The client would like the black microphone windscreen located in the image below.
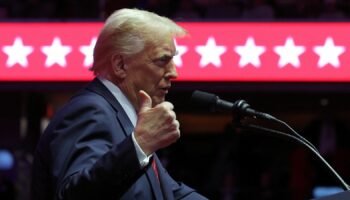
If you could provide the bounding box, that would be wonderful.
[190,90,217,111]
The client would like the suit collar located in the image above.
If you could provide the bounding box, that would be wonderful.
[85,78,134,136]
[97,77,137,127]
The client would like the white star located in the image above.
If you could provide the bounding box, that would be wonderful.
[79,37,97,67]
[41,37,72,67]
[313,37,345,68]
[195,37,226,68]
[234,37,266,68]
[2,37,33,68]
[173,39,188,67]
[274,37,305,68]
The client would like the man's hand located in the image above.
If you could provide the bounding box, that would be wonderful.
[134,90,180,155]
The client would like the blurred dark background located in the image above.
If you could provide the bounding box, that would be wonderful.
[0,0,349,21]
[1,0,350,200]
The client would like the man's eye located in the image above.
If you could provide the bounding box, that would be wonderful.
[160,57,169,62]
[154,57,171,66]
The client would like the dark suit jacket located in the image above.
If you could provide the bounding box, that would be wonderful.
[31,78,207,200]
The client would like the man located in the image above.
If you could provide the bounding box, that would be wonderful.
[31,8,207,200]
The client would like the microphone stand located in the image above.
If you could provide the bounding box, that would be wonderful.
[234,116,350,191]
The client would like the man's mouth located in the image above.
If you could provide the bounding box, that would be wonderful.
[160,86,171,94]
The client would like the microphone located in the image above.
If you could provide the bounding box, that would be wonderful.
[190,90,350,192]
[190,90,275,120]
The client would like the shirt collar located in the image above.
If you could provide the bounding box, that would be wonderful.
[97,76,137,127]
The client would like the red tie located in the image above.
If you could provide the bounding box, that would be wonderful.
[152,159,159,181]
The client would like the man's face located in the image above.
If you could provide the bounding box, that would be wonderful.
[122,35,178,109]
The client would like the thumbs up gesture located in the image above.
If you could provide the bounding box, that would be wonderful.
[134,90,180,155]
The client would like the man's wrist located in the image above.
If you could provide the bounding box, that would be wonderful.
[131,132,152,167]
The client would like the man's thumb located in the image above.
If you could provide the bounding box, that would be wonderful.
[138,90,152,112]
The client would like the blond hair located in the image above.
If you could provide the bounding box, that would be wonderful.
[91,8,187,75]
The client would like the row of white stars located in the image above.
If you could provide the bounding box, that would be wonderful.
[176,36,346,68]
[2,37,96,68]
[1,36,346,69]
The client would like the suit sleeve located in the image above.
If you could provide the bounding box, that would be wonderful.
[48,99,144,200]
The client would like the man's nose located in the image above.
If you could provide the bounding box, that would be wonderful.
[165,61,178,79]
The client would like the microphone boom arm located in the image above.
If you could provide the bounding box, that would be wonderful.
[237,121,350,191]
[190,90,350,191]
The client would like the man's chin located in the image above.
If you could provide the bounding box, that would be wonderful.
[152,96,166,106]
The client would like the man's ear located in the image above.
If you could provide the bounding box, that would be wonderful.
[110,54,127,79]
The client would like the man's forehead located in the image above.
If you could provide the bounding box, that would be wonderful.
[150,43,176,56]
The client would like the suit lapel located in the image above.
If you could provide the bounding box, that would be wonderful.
[155,155,174,200]
[85,78,134,136]
[146,158,164,200]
